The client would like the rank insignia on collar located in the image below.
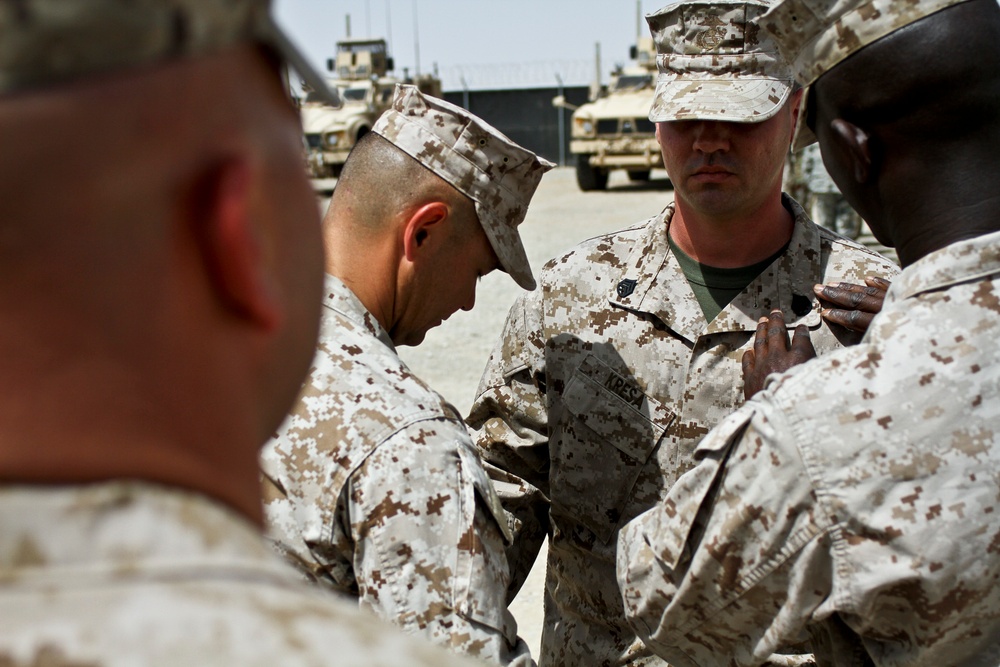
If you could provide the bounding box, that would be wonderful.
[617,279,638,298]
[791,293,813,316]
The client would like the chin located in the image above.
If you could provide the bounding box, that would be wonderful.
[396,331,427,348]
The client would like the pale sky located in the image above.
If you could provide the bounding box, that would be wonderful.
[274,0,667,91]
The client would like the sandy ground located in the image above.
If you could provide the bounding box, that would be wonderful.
[316,166,674,658]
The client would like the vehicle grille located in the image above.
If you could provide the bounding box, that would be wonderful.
[305,133,323,149]
[596,119,619,135]
[596,118,656,136]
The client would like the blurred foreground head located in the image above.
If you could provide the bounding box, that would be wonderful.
[0,0,337,520]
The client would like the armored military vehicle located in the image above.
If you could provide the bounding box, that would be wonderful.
[563,37,662,191]
[301,38,441,179]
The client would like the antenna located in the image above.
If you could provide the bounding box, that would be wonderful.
[345,13,351,39]
[366,0,371,37]
[386,0,393,55]
[412,0,421,76]
[637,0,642,42]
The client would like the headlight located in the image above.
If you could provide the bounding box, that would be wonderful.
[324,133,340,148]
[573,117,596,138]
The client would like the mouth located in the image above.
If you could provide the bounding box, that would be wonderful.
[690,167,734,183]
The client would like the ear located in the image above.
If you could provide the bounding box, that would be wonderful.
[401,201,450,263]
[788,88,805,138]
[830,118,873,185]
[197,157,282,331]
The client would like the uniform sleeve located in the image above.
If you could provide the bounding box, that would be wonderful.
[617,401,836,667]
[466,289,551,601]
[349,418,535,667]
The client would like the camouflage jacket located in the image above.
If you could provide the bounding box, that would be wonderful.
[468,197,899,666]
[261,276,533,667]
[0,481,488,667]
[617,229,1000,667]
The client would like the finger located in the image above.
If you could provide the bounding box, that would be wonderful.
[754,315,769,353]
[820,307,874,332]
[790,324,817,360]
[742,348,755,375]
[865,275,891,291]
[814,283,884,312]
[766,310,789,349]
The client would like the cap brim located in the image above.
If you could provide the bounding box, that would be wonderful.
[790,86,817,152]
[649,75,792,123]
[259,14,341,108]
[476,204,536,291]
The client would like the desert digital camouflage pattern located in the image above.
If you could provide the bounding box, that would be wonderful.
[647,0,793,123]
[0,0,339,106]
[261,276,533,667]
[617,229,1000,667]
[468,197,899,667]
[760,0,972,87]
[0,481,488,667]
[373,84,554,291]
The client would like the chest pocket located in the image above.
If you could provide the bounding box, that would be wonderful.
[552,354,675,544]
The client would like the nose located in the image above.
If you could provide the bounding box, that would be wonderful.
[691,121,731,154]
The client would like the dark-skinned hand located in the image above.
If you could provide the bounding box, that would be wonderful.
[813,275,891,334]
[742,309,817,401]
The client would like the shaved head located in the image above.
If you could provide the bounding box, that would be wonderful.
[328,132,478,239]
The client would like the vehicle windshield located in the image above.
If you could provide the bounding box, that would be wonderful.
[342,87,369,102]
[614,74,653,91]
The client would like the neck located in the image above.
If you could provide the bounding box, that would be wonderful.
[0,322,266,525]
[325,227,400,333]
[891,197,1000,268]
[669,192,794,268]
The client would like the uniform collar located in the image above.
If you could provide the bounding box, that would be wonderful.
[609,195,824,343]
[887,229,1000,305]
[322,274,396,353]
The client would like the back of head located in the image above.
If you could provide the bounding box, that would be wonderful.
[760,0,1000,257]
[331,131,468,235]
[0,0,336,517]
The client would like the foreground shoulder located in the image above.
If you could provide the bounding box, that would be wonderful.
[817,226,900,277]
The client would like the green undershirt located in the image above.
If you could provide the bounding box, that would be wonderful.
[669,235,790,323]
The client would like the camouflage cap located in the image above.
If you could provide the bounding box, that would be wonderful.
[372,84,554,291]
[646,0,793,123]
[760,0,972,150]
[0,0,340,107]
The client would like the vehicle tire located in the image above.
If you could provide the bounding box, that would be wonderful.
[627,169,651,182]
[576,160,608,191]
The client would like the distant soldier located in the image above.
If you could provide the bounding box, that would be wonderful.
[792,143,863,239]
[617,0,1000,664]
[261,85,551,666]
[466,1,898,664]
[0,2,486,666]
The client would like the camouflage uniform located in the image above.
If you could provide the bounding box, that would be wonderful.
[261,276,534,667]
[469,198,899,666]
[617,228,1000,667]
[616,0,990,664]
[0,481,486,667]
